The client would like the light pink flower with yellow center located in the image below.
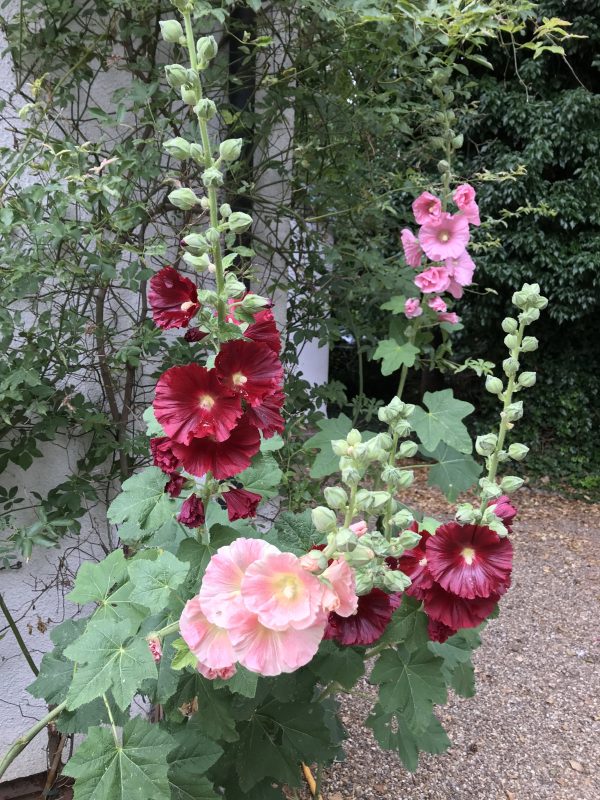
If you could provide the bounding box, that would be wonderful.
[179,596,237,673]
[418,212,470,261]
[320,558,358,617]
[445,251,476,299]
[241,551,324,631]
[412,191,442,225]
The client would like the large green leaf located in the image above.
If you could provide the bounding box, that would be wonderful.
[264,510,321,555]
[304,414,352,478]
[167,726,222,800]
[167,673,239,742]
[367,705,451,771]
[237,452,282,499]
[128,550,189,612]
[380,595,429,649]
[429,628,483,698]
[107,466,176,532]
[421,442,482,501]
[411,389,474,454]
[63,718,174,800]
[373,338,419,376]
[67,549,127,605]
[309,640,365,690]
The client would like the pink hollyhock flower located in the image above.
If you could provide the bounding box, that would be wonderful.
[401,229,424,268]
[170,413,261,479]
[150,437,180,474]
[438,312,460,325]
[228,612,326,676]
[454,183,480,226]
[241,551,324,631]
[445,251,476,299]
[428,297,447,313]
[325,588,397,646]
[165,472,186,498]
[487,495,518,532]
[414,266,451,294]
[321,558,358,617]
[154,364,242,445]
[423,582,500,630]
[223,487,262,521]
[460,202,481,226]
[404,298,423,318]
[199,538,279,627]
[427,618,457,643]
[244,390,285,439]
[426,523,513,599]
[299,553,322,572]
[387,523,433,600]
[148,266,200,329]
[197,662,237,681]
[148,637,162,662]
[245,308,281,355]
[349,520,368,538]
[179,596,238,672]
[184,327,209,343]
[418,212,470,261]
[412,191,442,225]
[215,341,283,407]
[177,494,205,528]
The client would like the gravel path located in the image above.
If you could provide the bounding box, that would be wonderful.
[306,484,600,800]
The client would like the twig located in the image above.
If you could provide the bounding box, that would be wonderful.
[42,733,68,797]
[0,592,38,676]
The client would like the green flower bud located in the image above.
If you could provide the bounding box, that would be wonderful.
[168,188,201,210]
[196,35,218,64]
[311,506,337,533]
[182,233,206,249]
[347,429,362,446]
[501,317,518,334]
[487,516,509,538]
[159,19,184,43]
[341,466,361,486]
[219,138,243,162]
[437,159,450,174]
[227,211,253,234]
[224,274,246,298]
[502,357,519,378]
[398,440,418,458]
[500,475,524,493]
[163,137,191,160]
[397,528,421,550]
[508,443,529,461]
[520,336,538,353]
[344,544,375,567]
[219,203,232,219]
[165,64,188,89]
[519,307,540,325]
[181,84,199,105]
[518,371,536,388]
[240,293,269,314]
[396,470,414,489]
[504,401,523,422]
[497,450,509,463]
[195,98,217,120]
[204,227,220,245]
[381,465,403,486]
[324,486,348,510]
[479,477,502,501]
[332,527,355,551]
[200,197,210,210]
[202,167,224,188]
[183,252,210,269]
[455,503,478,525]
[391,509,414,528]
[391,419,412,438]
[382,569,411,593]
[331,438,349,457]
[355,571,375,595]
[369,491,392,511]
[189,143,204,162]
[504,333,518,351]
[485,375,503,395]
[475,433,498,457]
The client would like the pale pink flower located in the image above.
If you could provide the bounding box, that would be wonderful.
[412,191,442,224]
[197,662,237,681]
[414,266,451,294]
[241,551,323,631]
[418,212,470,261]
[199,537,279,627]
[320,558,358,617]
[349,520,368,538]
[228,612,326,676]
[438,311,460,324]
[179,596,238,672]
[401,229,423,268]
[446,251,476,298]
[428,296,447,313]
[299,552,322,572]
[404,298,423,319]
[453,184,480,226]
[147,637,162,663]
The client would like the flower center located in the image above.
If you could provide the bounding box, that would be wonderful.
[232,371,248,386]
[198,394,215,410]
[462,547,476,565]
[418,557,428,567]
[180,300,195,311]
[439,231,450,242]
[276,574,302,602]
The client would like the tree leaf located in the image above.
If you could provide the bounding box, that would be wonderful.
[373,338,419,376]
[421,442,482,501]
[107,466,176,532]
[411,389,474,454]
[67,549,127,605]
[127,550,189,612]
[304,414,352,478]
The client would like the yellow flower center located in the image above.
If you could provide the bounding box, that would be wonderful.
[232,371,248,386]
[275,574,302,602]
[439,231,450,242]
[180,300,195,311]
[462,547,476,565]
[198,394,215,410]
[418,557,427,567]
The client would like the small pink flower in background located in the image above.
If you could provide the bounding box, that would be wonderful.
[453,183,480,226]
[412,191,442,224]
[179,596,238,673]
[414,266,451,294]
[419,212,470,261]
[404,298,423,318]
[320,558,358,617]
[438,311,460,325]
[428,297,447,313]
[401,229,423,267]
[148,637,162,662]
[349,520,368,537]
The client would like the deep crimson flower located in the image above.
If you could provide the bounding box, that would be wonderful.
[424,582,500,629]
[215,340,283,407]
[324,588,396,646]
[426,523,513,600]
[245,309,281,354]
[487,495,518,532]
[427,618,457,643]
[177,494,205,527]
[387,523,434,600]
[148,266,199,329]
[150,437,180,474]
[154,364,242,445]
[171,414,261,480]
[184,327,209,343]
[165,472,185,498]
[223,487,262,521]
[244,390,285,438]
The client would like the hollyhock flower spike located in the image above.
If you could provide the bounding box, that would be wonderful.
[223,487,262,521]
[404,298,423,319]
[412,191,442,225]
[148,266,200,329]
[215,340,283,407]
[418,212,470,261]
[414,265,451,295]
[401,228,424,268]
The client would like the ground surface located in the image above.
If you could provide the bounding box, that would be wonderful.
[304,480,600,800]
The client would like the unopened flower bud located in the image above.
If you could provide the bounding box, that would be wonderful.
[397,528,421,550]
[196,35,218,64]
[504,333,518,351]
[455,503,478,525]
[300,551,326,572]
[508,443,529,461]
[500,475,524,493]
[476,433,498,457]
[518,371,536,388]
[502,317,518,334]
[504,401,523,422]
[502,357,519,378]
[487,516,509,538]
[347,429,362,446]
[183,252,210,269]
[479,477,502,501]
[168,188,201,210]
[341,466,361,486]
[519,307,540,325]
[437,159,450,174]
[395,470,414,489]
[165,64,188,89]
[331,438,349,457]
[324,486,348,509]
[204,227,220,245]
[344,544,375,567]
[497,450,509,463]
[382,569,411,593]
[485,375,503,395]
[147,636,162,662]
[164,137,191,160]
[159,19,184,43]
[227,211,253,233]
[311,506,337,533]
[355,571,375,595]
[182,233,206,249]
[219,138,243,162]
[189,143,204,162]
[398,440,418,458]
[391,509,414,528]
[240,293,269,315]
[349,520,368,537]
[195,98,217,119]
[520,336,538,352]
[181,84,198,105]
[202,167,224,188]
[200,196,210,210]
[219,203,232,219]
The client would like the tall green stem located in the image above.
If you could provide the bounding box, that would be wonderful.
[0,701,67,781]
[0,592,38,676]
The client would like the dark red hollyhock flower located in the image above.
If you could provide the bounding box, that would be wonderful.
[165,472,186,498]
[426,523,513,600]
[215,340,283,407]
[150,437,180,474]
[177,494,205,527]
[386,522,434,600]
[245,308,281,355]
[244,390,285,439]
[171,414,261,480]
[324,588,396,646]
[223,487,262,521]
[184,327,209,343]
[423,582,500,630]
[427,618,457,643]
[154,364,242,445]
[148,266,199,329]
[487,495,518,532]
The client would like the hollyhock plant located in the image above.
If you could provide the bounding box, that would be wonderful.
[150,436,180,474]
[148,265,200,329]
[414,265,451,294]
[404,297,423,318]
[244,389,285,438]
[223,487,262,521]
[418,212,470,261]
[401,228,424,267]
[177,493,205,527]
[412,191,442,224]
[215,340,283,406]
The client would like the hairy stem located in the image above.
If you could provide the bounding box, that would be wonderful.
[0,592,38,676]
[0,701,67,781]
